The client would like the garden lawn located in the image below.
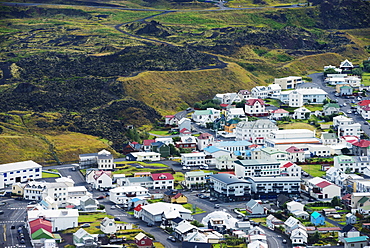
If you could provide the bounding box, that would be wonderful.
[78,213,114,223]
[362,72,370,86]
[149,130,170,136]
[42,171,60,178]
[183,203,206,215]
[300,164,326,177]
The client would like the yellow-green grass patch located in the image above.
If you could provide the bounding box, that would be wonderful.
[42,171,60,178]
[300,164,326,177]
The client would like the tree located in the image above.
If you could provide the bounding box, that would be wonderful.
[331,196,341,207]
[364,59,370,72]
[169,144,179,156]
[324,68,338,76]
[341,147,351,155]
[352,68,363,76]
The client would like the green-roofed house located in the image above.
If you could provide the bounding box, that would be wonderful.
[323,103,340,116]
[340,85,353,97]
[321,132,338,146]
[192,108,221,126]
[334,155,356,173]
[343,236,368,248]
[260,147,289,161]
[310,211,325,226]
[31,228,55,240]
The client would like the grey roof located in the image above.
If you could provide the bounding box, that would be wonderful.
[296,82,320,89]
[127,177,154,183]
[322,133,338,140]
[234,159,280,167]
[236,119,277,130]
[97,154,113,159]
[79,153,99,158]
[210,174,250,185]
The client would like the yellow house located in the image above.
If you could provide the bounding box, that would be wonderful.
[171,193,188,204]
[224,119,239,133]
[12,182,25,196]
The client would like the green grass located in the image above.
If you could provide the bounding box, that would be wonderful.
[78,213,114,223]
[363,72,370,86]
[149,130,170,136]
[300,164,326,177]
[183,203,206,215]
[42,171,60,178]
[305,104,324,112]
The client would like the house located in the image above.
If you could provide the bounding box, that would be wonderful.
[321,133,338,146]
[284,216,303,234]
[134,232,153,248]
[269,109,289,120]
[226,108,246,121]
[310,211,325,226]
[224,119,240,133]
[274,76,302,90]
[151,142,170,158]
[174,221,199,241]
[31,228,57,240]
[27,209,79,232]
[293,107,311,119]
[122,142,141,155]
[334,115,362,137]
[202,211,238,234]
[238,89,252,100]
[165,115,178,126]
[176,136,197,149]
[339,225,360,241]
[143,139,155,152]
[192,108,221,126]
[244,98,268,117]
[340,59,354,71]
[184,171,211,189]
[79,196,98,212]
[0,160,42,189]
[290,228,308,245]
[151,173,174,190]
[234,159,280,178]
[346,213,357,225]
[181,152,206,166]
[185,230,223,244]
[265,129,321,148]
[351,192,370,213]
[209,173,251,202]
[352,140,370,156]
[126,152,161,162]
[251,86,270,99]
[125,176,154,189]
[260,147,289,161]
[215,155,235,170]
[91,170,112,190]
[73,228,98,247]
[323,103,340,116]
[286,201,304,213]
[155,137,174,146]
[358,100,370,120]
[164,190,188,204]
[100,217,117,234]
[23,181,47,201]
[203,146,230,163]
[235,221,252,233]
[11,182,25,196]
[214,92,242,105]
[140,202,192,225]
[343,236,368,248]
[340,85,353,96]
[248,241,268,248]
[248,226,266,243]
[178,118,192,133]
[109,186,150,204]
[248,177,301,199]
[307,177,341,200]
[266,214,284,230]
[245,199,265,215]
[29,218,52,234]
[197,133,215,151]
[285,146,305,163]
[235,119,278,145]
[96,149,115,170]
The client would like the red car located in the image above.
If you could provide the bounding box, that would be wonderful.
[96,195,105,200]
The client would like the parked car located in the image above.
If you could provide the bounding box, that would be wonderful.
[110,205,116,209]
[214,204,220,209]
[282,239,287,244]
[114,217,120,221]
[209,197,217,202]
[11,225,15,229]
[167,236,176,242]
[237,215,243,219]
[365,122,369,125]
[0,210,4,215]
[347,110,352,114]
[80,223,90,228]
[96,195,105,200]
[147,223,153,227]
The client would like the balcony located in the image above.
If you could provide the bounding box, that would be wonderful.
[229,188,235,191]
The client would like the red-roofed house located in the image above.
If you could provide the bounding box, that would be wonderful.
[280,162,302,177]
[269,109,289,120]
[151,173,174,189]
[29,218,52,234]
[92,170,113,190]
[134,204,143,218]
[358,100,370,119]
[165,115,178,126]
[352,139,370,156]
[197,132,215,151]
[309,177,341,200]
[245,98,268,117]
[180,128,192,136]
[164,190,188,204]
[143,139,155,152]
[286,146,305,163]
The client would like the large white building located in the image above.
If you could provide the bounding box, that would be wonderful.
[209,174,251,202]
[280,88,328,107]
[181,152,206,166]
[248,177,301,197]
[109,186,150,204]
[234,159,281,178]
[0,160,42,188]
[265,129,321,148]
[235,119,278,145]
[333,115,362,137]
[27,209,79,232]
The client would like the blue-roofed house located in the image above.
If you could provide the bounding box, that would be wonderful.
[214,140,252,153]
[310,211,325,226]
[204,146,231,165]
[209,173,251,202]
[343,236,368,248]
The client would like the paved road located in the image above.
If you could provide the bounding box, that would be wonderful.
[309,72,370,137]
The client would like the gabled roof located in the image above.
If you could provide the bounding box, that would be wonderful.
[135,232,149,241]
[340,59,354,68]
[134,204,142,212]
[358,196,369,204]
[281,162,294,168]
[173,192,185,199]
[198,133,213,140]
[285,146,304,153]
[342,224,357,233]
[143,139,156,146]
[316,181,332,188]
[151,173,174,181]
[344,236,368,243]
[246,98,265,106]
[271,109,289,114]
[175,221,198,233]
[352,139,370,148]
[358,100,370,106]
[311,211,322,219]
[323,103,340,110]
[31,228,54,240]
[321,133,337,140]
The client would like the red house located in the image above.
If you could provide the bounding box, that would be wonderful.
[134,232,153,248]
[29,218,52,234]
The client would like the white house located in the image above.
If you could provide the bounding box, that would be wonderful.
[226,108,246,121]
[284,216,303,234]
[23,181,47,201]
[181,152,206,166]
[151,173,174,190]
[235,119,278,144]
[192,108,221,125]
[126,152,160,162]
[0,160,42,188]
[178,118,191,132]
[109,186,150,204]
[164,115,178,126]
[184,171,209,189]
[269,109,289,120]
[215,155,236,170]
[286,201,309,219]
[91,171,113,190]
[96,149,115,170]
[245,200,265,215]
[234,159,281,178]
[285,146,305,163]
[306,177,341,200]
[260,147,289,161]
[293,107,311,119]
[214,93,242,105]
[140,202,192,225]
[197,133,215,151]
[244,99,268,117]
[280,88,328,107]
[27,209,79,232]
[100,217,117,234]
[274,76,302,90]
[209,174,251,202]
[290,228,308,245]
[280,162,301,177]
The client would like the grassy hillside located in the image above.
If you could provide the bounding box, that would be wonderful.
[118,62,258,114]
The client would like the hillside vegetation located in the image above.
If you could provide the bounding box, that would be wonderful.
[0,0,369,164]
